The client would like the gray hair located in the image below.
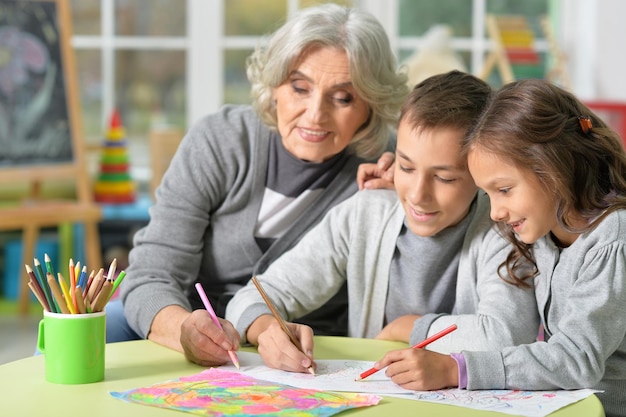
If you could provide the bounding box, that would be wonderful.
[247,3,408,159]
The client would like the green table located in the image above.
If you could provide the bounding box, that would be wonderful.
[0,336,605,416]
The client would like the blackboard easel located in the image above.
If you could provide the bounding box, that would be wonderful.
[0,0,102,314]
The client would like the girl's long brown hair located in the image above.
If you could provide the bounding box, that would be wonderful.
[464,79,626,286]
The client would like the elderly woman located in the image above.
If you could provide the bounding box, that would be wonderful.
[111,3,409,366]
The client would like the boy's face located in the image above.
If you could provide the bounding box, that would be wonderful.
[394,122,477,237]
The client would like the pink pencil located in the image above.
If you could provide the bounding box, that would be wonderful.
[194,283,240,369]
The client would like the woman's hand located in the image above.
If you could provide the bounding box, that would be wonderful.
[250,315,316,373]
[375,348,458,391]
[179,309,241,366]
[357,151,396,190]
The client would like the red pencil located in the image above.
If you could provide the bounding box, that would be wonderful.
[355,324,458,381]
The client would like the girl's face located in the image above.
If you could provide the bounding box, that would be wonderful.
[272,47,370,163]
[394,123,477,237]
[468,148,578,246]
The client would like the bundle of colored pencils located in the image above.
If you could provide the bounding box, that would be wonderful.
[25,255,125,314]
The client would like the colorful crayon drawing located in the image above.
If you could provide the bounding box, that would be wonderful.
[110,368,380,417]
[409,388,600,417]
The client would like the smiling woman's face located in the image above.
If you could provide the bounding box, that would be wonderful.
[272,47,370,163]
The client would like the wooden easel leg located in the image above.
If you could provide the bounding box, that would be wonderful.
[497,53,515,84]
[478,52,497,81]
[84,221,103,272]
[20,225,40,316]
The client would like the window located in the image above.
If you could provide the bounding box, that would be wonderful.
[70,0,185,181]
[68,0,549,182]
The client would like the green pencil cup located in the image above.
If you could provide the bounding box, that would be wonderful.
[37,311,106,384]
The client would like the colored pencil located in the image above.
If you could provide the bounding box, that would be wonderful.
[251,276,315,375]
[47,273,70,314]
[75,286,87,314]
[25,264,56,313]
[33,258,46,283]
[68,258,77,312]
[77,265,88,289]
[44,253,55,277]
[74,261,81,283]
[83,269,96,298]
[24,255,124,314]
[92,279,113,312]
[355,324,458,381]
[107,270,126,303]
[87,268,105,304]
[195,283,240,369]
[86,268,104,302]
[33,258,51,308]
[69,258,76,289]
[56,272,76,314]
[28,281,50,312]
[107,258,117,280]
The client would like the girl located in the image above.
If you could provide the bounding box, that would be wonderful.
[374,79,626,417]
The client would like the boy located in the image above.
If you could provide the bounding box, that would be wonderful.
[226,71,539,373]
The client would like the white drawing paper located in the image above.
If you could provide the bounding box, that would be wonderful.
[220,351,600,416]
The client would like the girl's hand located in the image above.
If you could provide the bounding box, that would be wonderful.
[375,348,459,391]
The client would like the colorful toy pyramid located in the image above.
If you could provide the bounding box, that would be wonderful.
[479,15,544,85]
[94,109,136,203]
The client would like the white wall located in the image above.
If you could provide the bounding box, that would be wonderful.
[595,0,626,100]
[562,0,626,101]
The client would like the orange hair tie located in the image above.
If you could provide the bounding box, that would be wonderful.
[578,116,592,134]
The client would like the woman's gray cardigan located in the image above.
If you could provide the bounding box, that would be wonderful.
[120,105,366,339]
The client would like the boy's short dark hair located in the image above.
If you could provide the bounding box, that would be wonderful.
[400,70,493,134]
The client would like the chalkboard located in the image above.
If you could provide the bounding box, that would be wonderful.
[0,0,102,316]
[0,0,79,175]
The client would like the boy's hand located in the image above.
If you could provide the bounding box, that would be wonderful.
[250,315,316,373]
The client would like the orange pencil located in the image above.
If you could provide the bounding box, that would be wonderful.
[69,258,76,288]
[69,259,77,312]
[355,324,458,381]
